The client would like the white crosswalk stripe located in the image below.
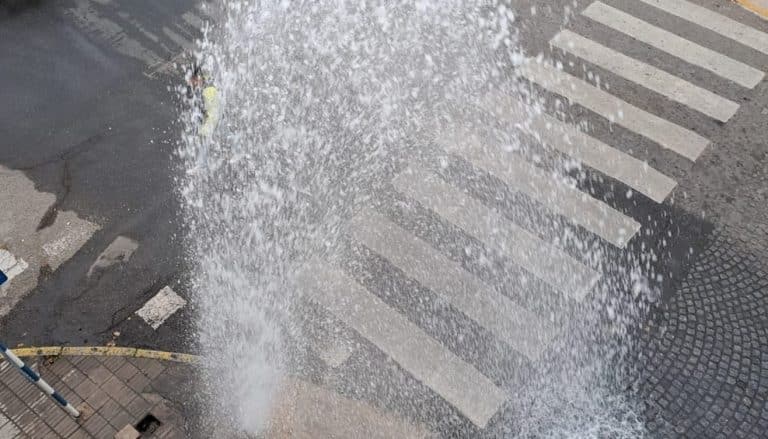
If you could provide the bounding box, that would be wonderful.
[518,58,710,161]
[582,2,764,89]
[483,94,677,203]
[295,258,508,428]
[551,30,740,122]
[437,126,641,248]
[393,167,600,301]
[348,209,557,361]
[162,26,194,51]
[181,11,205,29]
[294,1,768,430]
[638,0,768,56]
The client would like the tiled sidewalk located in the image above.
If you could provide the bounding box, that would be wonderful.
[0,354,192,438]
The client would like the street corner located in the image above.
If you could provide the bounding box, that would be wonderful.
[0,346,198,438]
[0,165,99,318]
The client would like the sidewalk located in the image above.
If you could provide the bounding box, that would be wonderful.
[0,350,193,438]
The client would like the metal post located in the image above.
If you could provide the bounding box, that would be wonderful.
[0,271,79,418]
[0,342,80,418]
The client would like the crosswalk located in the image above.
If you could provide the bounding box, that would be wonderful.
[294,0,768,431]
[64,0,213,77]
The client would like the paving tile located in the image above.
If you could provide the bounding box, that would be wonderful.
[14,409,45,435]
[127,359,164,380]
[106,379,137,409]
[87,366,113,387]
[94,424,117,439]
[61,370,87,389]
[85,390,111,412]
[36,400,67,432]
[67,427,93,439]
[81,412,108,436]
[0,419,21,438]
[76,357,102,376]
[99,358,124,373]
[114,424,140,439]
[74,379,100,401]
[4,395,31,421]
[124,396,152,420]
[47,358,75,379]
[53,415,80,437]
[97,399,123,425]
[107,409,134,432]
[124,373,150,394]
[114,363,139,382]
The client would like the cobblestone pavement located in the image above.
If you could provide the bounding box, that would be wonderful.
[0,354,194,438]
[637,227,768,438]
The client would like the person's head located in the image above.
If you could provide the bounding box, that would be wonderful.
[189,64,205,88]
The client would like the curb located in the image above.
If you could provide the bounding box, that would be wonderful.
[0,346,199,364]
[735,0,768,19]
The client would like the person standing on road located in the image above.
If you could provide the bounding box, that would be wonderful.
[187,64,220,137]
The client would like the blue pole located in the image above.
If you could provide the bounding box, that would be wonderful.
[0,270,80,418]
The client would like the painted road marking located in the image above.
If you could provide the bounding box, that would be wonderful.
[736,0,768,20]
[349,209,556,360]
[438,128,640,248]
[135,286,187,329]
[0,250,28,285]
[484,94,677,203]
[182,11,205,29]
[518,58,709,161]
[68,0,164,67]
[638,0,768,56]
[393,167,599,301]
[551,30,740,122]
[295,258,507,428]
[88,236,138,278]
[583,2,764,89]
[163,26,194,51]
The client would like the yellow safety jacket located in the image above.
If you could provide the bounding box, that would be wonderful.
[200,85,220,137]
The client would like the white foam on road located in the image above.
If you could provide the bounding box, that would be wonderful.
[518,58,710,161]
[583,2,764,89]
[393,167,600,301]
[295,259,508,428]
[551,30,740,122]
[484,94,677,203]
[638,0,768,56]
[438,128,641,248]
[136,286,187,329]
[348,209,557,360]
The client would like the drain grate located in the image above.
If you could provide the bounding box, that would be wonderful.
[135,414,162,434]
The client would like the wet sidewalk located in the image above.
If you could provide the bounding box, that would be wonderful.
[0,351,193,438]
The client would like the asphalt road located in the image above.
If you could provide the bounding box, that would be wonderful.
[1,0,767,437]
[0,0,201,349]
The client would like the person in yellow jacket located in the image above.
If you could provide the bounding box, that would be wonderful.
[188,65,220,137]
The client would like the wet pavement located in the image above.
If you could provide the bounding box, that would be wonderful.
[0,0,767,437]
